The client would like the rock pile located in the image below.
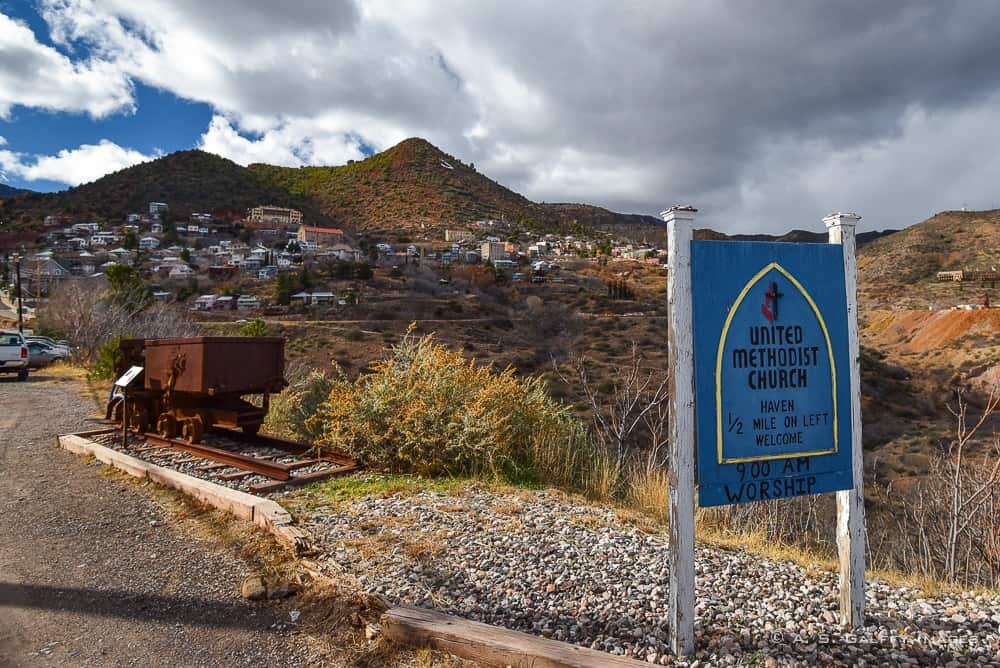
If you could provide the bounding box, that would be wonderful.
[304,485,1000,665]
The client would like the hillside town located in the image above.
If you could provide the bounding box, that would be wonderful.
[1,200,668,324]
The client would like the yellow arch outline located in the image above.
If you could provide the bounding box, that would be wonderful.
[715,262,838,464]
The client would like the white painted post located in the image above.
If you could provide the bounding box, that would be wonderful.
[663,205,697,656]
[824,211,866,630]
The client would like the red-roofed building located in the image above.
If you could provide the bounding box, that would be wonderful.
[297,225,344,246]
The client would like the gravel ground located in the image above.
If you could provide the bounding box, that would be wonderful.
[303,482,1000,666]
[0,375,313,667]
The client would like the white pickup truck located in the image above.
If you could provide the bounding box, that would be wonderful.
[0,330,29,381]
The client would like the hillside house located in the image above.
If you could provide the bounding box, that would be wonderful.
[290,290,336,306]
[258,266,278,280]
[139,236,160,250]
[193,295,217,311]
[242,257,263,272]
[168,265,195,279]
[297,225,344,246]
[237,295,260,310]
[20,257,69,295]
[149,202,168,216]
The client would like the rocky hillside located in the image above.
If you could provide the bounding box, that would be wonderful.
[0,139,659,236]
[0,150,333,227]
[248,138,661,233]
[858,209,1000,308]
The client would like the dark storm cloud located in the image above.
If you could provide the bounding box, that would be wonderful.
[13,1,1000,231]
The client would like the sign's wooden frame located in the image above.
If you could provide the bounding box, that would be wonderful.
[663,207,865,656]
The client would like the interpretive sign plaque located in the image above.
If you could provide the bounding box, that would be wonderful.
[691,241,854,507]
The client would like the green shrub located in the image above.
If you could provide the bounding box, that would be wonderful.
[308,328,599,489]
[263,369,336,442]
[90,335,123,380]
[238,318,269,337]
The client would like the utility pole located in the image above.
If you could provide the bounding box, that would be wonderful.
[14,254,23,333]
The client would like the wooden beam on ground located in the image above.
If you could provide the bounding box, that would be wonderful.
[381,606,641,668]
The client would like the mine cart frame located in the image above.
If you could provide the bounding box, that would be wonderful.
[106,336,287,444]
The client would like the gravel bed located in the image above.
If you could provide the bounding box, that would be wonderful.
[90,431,333,493]
[303,484,1000,666]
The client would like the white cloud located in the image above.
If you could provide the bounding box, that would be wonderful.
[0,12,133,118]
[197,115,366,167]
[0,140,157,186]
[8,2,1000,229]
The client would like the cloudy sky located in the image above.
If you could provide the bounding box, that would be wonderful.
[2,1,1000,233]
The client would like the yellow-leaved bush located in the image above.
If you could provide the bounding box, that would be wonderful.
[308,328,594,486]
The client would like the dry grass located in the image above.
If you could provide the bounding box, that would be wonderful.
[493,498,524,515]
[405,536,444,561]
[626,467,671,524]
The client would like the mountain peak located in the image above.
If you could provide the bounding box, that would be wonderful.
[0,183,32,198]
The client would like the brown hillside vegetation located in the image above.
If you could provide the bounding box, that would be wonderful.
[0,138,662,240]
[248,138,661,234]
[0,150,332,228]
[858,209,1000,309]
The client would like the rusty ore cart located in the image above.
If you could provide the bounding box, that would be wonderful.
[107,336,287,443]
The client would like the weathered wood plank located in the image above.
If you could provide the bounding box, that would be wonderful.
[381,606,641,667]
[663,205,697,656]
[825,212,866,630]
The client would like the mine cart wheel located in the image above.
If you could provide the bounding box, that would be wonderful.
[130,404,150,433]
[181,416,204,444]
[242,423,261,437]
[156,413,178,439]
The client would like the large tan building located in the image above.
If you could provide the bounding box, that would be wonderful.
[297,225,344,246]
[445,229,474,242]
[248,205,303,226]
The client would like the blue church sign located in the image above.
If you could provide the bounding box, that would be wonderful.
[691,241,854,507]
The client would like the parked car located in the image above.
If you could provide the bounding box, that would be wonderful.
[25,336,70,356]
[26,335,68,347]
[0,330,29,381]
[26,341,66,368]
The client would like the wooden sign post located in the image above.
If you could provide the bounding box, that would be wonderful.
[825,212,866,630]
[664,206,697,657]
[663,206,865,656]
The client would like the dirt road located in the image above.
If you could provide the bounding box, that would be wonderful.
[0,374,311,667]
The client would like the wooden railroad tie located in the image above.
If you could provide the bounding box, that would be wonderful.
[381,606,641,668]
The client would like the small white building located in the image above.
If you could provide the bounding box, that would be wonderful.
[139,236,160,250]
[193,295,216,311]
[237,295,260,310]
[168,265,194,279]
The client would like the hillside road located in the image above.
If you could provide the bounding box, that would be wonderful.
[0,375,310,667]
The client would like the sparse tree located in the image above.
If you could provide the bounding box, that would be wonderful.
[555,343,670,479]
